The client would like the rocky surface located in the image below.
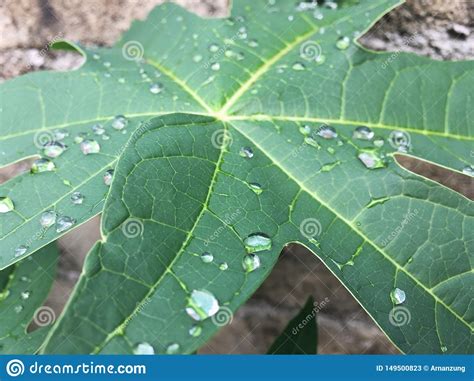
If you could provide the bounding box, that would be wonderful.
[1,0,472,354]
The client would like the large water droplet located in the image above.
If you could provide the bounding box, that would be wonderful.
[14,245,28,258]
[336,36,350,50]
[239,147,254,158]
[40,211,57,228]
[112,115,128,130]
[244,233,272,253]
[0,197,14,213]
[353,126,374,141]
[189,325,202,337]
[185,289,220,321]
[133,342,155,355]
[104,169,114,186]
[92,124,105,135]
[71,192,85,205]
[317,125,337,139]
[166,343,180,354]
[80,140,101,155]
[31,158,56,173]
[242,254,261,273]
[201,252,214,263]
[390,288,406,305]
[358,150,386,169]
[56,216,76,233]
[462,165,474,177]
[149,83,163,94]
[43,142,67,158]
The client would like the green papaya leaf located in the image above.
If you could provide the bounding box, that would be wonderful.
[1,0,473,354]
[0,243,58,354]
[268,296,318,354]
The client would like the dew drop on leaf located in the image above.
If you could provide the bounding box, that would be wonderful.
[219,262,228,271]
[304,136,321,149]
[353,126,374,141]
[43,142,67,158]
[111,115,128,130]
[358,150,386,169]
[209,43,219,53]
[74,133,87,144]
[71,192,85,205]
[201,252,214,263]
[292,62,306,71]
[189,325,202,337]
[165,343,180,354]
[239,147,254,158]
[242,254,261,273]
[373,137,385,148]
[80,140,101,155]
[317,125,337,139]
[31,158,56,174]
[53,129,69,140]
[0,197,14,213]
[210,62,221,71]
[185,289,220,321]
[133,342,155,355]
[244,233,272,253]
[20,291,31,300]
[336,36,351,50]
[56,216,76,233]
[14,305,23,314]
[248,182,263,195]
[248,39,259,48]
[149,83,163,94]
[462,165,474,177]
[40,211,57,228]
[104,169,114,186]
[390,288,406,305]
[193,54,203,63]
[299,124,312,136]
[92,124,105,135]
[14,245,28,258]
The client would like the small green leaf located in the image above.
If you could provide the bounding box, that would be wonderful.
[268,297,318,355]
[0,243,58,354]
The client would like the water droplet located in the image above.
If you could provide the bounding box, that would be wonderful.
[118,77,126,84]
[80,140,101,155]
[237,27,247,39]
[373,137,385,148]
[304,136,321,149]
[74,133,87,144]
[31,158,56,173]
[14,245,28,258]
[189,325,202,337]
[92,53,100,60]
[102,134,110,141]
[210,62,221,71]
[149,83,163,94]
[239,147,254,158]
[40,211,57,228]
[53,129,69,140]
[43,142,67,158]
[299,125,312,135]
[358,150,386,169]
[104,169,114,186]
[103,61,111,68]
[248,182,262,195]
[20,276,30,283]
[56,216,76,233]
[201,252,214,263]
[317,125,337,139]
[441,346,447,353]
[462,165,474,177]
[20,291,31,300]
[292,62,306,71]
[71,192,85,205]
[193,54,203,63]
[324,1,338,9]
[112,115,128,130]
[242,254,261,273]
[14,305,23,314]
[390,288,406,305]
[166,343,180,354]
[0,197,14,213]
[0,290,10,301]
[353,126,374,141]
[133,342,155,355]
[244,233,272,253]
[185,289,220,321]
[92,124,105,135]
[336,36,351,50]
[219,262,228,271]
[313,10,324,20]
[209,43,219,53]
[248,39,259,48]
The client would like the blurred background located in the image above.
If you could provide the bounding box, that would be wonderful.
[0,0,473,353]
